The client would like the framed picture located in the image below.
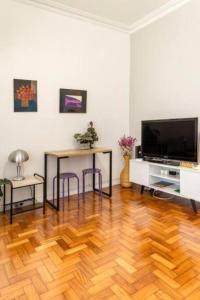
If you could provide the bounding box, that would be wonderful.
[14,79,37,112]
[60,89,87,113]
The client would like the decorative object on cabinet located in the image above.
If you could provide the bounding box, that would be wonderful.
[60,89,87,113]
[135,145,142,158]
[8,149,29,181]
[14,79,37,112]
[74,121,98,149]
[118,135,136,188]
[180,161,194,168]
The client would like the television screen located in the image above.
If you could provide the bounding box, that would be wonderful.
[142,118,198,162]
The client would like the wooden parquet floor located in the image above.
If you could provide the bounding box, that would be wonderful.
[1,185,200,299]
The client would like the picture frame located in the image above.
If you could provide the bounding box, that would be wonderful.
[60,89,87,113]
[14,79,37,112]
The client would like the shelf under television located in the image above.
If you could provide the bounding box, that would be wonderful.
[149,183,180,197]
[149,173,180,183]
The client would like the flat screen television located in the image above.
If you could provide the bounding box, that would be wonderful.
[142,118,198,162]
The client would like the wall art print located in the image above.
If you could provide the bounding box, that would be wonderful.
[60,89,87,113]
[14,79,37,112]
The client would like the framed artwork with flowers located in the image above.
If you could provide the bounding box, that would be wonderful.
[14,79,37,112]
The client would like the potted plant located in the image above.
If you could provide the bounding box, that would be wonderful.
[118,135,136,187]
[74,121,99,149]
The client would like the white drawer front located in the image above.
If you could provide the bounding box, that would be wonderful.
[180,170,200,202]
[130,160,149,186]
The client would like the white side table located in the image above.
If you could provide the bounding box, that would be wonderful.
[3,174,45,224]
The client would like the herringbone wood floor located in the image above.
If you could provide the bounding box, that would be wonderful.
[1,185,200,299]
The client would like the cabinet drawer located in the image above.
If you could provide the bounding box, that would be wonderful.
[180,170,200,202]
[130,160,149,186]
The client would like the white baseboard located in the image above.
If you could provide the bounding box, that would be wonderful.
[0,178,120,212]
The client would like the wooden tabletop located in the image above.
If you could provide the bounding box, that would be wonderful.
[10,176,44,189]
[45,147,112,158]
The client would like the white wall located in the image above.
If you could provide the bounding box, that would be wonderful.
[0,0,130,202]
[130,0,200,146]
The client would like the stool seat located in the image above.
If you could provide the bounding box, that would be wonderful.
[82,168,101,174]
[54,172,79,179]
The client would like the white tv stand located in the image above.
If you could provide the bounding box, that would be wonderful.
[130,159,200,212]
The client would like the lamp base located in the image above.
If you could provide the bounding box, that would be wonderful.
[12,176,25,181]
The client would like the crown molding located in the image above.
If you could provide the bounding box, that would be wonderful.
[14,0,130,33]
[14,0,192,34]
[130,0,192,33]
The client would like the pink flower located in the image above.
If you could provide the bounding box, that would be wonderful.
[118,135,136,156]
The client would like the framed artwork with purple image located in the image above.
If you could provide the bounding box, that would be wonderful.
[60,89,87,113]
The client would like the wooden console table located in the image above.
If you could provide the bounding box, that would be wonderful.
[44,147,112,211]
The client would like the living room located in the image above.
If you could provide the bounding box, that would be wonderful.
[1,0,200,299]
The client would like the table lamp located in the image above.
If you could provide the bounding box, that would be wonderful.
[8,149,29,181]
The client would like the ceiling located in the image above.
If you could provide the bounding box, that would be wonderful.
[25,0,190,31]
[52,0,170,26]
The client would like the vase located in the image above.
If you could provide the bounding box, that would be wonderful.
[79,143,90,150]
[120,155,132,188]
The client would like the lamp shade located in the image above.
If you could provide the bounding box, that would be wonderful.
[8,149,29,163]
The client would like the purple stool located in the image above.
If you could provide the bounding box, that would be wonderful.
[53,172,79,210]
[82,168,102,199]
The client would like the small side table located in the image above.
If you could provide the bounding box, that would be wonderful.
[3,174,45,224]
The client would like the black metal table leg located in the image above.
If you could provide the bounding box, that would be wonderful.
[45,153,56,209]
[93,153,96,190]
[140,185,145,195]
[190,199,197,213]
[93,151,112,198]
[10,187,13,224]
[109,151,112,197]
[44,153,47,203]
[150,188,154,196]
[57,158,60,211]
[46,155,69,210]
[43,181,45,214]
[33,185,35,206]
[3,184,6,214]
[45,152,57,209]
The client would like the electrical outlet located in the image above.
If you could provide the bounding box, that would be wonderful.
[14,202,24,208]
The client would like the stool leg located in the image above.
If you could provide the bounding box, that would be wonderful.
[99,173,103,199]
[62,178,65,211]
[77,177,80,207]
[53,177,56,205]
[82,172,85,199]
[67,178,70,203]
[62,179,65,199]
